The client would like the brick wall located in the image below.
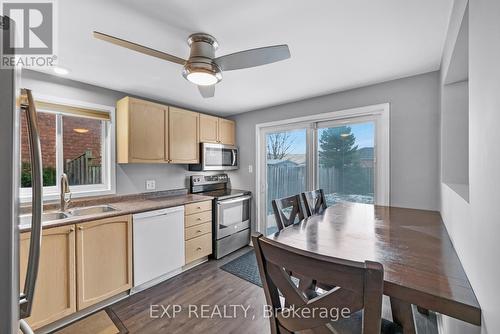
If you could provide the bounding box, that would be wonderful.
[62,115,102,164]
[20,112,102,168]
[21,111,56,168]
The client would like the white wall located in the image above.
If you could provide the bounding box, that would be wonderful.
[439,0,500,333]
[467,0,500,331]
[20,70,195,194]
[441,80,469,188]
[228,71,441,225]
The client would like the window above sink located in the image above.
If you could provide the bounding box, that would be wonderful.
[19,94,116,203]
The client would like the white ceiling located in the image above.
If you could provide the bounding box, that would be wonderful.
[41,0,453,116]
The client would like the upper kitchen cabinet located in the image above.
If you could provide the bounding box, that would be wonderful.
[117,96,236,164]
[219,118,236,145]
[199,114,236,145]
[116,97,167,163]
[169,107,199,163]
[199,114,219,143]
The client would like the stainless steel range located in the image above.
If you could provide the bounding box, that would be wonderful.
[190,174,251,259]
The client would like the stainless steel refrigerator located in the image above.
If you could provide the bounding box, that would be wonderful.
[1,16,43,334]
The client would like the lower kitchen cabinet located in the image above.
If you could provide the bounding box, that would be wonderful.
[76,215,132,310]
[20,225,76,330]
[185,233,212,264]
[184,200,213,264]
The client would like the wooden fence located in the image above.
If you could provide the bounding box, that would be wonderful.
[267,164,306,211]
[65,150,102,185]
[266,164,373,213]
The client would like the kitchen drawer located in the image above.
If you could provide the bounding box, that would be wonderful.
[185,201,212,215]
[185,222,211,240]
[185,210,212,228]
[185,233,212,264]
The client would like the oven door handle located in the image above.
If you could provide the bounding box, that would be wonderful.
[217,195,252,206]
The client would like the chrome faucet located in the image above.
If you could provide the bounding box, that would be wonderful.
[60,173,72,212]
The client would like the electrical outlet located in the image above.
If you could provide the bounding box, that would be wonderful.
[248,165,253,173]
[146,180,156,190]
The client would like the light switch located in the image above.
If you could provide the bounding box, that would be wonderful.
[146,180,156,190]
[248,165,253,173]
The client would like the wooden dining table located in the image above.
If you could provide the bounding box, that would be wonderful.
[268,202,481,334]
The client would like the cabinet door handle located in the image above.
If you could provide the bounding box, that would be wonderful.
[78,226,83,230]
[197,217,202,221]
[197,230,202,233]
[197,206,201,209]
[196,247,202,251]
[69,228,75,232]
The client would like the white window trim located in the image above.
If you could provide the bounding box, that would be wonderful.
[255,103,390,233]
[20,93,116,203]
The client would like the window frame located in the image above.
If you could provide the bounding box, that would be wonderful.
[20,94,116,203]
[255,103,390,233]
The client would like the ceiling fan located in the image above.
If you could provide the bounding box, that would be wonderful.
[93,31,291,98]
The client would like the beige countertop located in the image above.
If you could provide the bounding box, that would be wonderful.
[19,191,213,233]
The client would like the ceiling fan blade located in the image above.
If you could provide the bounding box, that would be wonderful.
[93,31,186,65]
[214,44,290,71]
[198,85,215,98]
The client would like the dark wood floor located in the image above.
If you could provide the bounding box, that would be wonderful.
[111,247,269,334]
[109,247,437,334]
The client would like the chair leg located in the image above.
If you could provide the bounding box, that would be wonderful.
[390,297,416,334]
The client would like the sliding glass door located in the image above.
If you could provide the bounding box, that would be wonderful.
[263,127,309,234]
[257,104,389,234]
[317,120,375,206]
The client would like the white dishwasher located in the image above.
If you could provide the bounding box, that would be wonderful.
[132,206,184,293]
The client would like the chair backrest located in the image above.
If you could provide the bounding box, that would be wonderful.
[252,233,384,334]
[271,194,306,231]
[301,189,327,217]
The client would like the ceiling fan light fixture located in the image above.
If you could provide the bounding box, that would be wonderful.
[186,71,218,86]
[182,62,222,86]
[93,30,290,98]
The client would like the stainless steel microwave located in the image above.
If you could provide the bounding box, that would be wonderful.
[189,143,239,171]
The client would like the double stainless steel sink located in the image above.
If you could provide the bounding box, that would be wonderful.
[20,205,119,227]
[69,205,118,216]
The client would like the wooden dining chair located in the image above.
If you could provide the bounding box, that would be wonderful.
[252,233,402,334]
[272,194,306,231]
[301,189,327,217]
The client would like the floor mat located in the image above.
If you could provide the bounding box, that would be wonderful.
[220,249,262,287]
